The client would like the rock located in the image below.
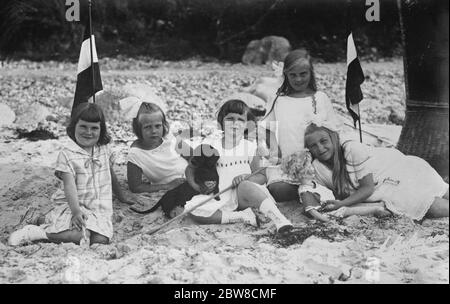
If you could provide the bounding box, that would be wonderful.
[242,36,291,65]
[241,75,282,104]
[14,104,50,131]
[0,103,16,126]
[121,83,167,112]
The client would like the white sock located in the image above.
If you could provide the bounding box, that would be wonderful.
[221,208,257,226]
[259,198,293,232]
[8,224,48,246]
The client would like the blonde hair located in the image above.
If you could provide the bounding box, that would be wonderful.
[304,123,355,199]
[132,102,169,139]
[265,49,317,119]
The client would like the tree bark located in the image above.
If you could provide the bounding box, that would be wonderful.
[397,0,449,178]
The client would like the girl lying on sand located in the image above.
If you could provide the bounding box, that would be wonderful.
[304,122,449,221]
[280,149,391,222]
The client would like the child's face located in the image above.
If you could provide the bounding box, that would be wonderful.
[74,119,101,149]
[222,112,247,139]
[285,61,311,93]
[305,130,334,162]
[139,112,164,142]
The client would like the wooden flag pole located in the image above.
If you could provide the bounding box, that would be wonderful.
[357,105,363,143]
[88,0,96,104]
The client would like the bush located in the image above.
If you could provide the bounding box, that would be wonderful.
[0,0,402,62]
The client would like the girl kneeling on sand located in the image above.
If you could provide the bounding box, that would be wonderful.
[185,99,293,233]
[9,103,131,246]
[304,122,449,221]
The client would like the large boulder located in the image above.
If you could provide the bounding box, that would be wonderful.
[242,36,291,65]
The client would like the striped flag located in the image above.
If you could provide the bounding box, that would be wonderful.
[72,20,103,116]
[345,32,365,127]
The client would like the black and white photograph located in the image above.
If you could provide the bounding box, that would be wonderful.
[0,0,448,288]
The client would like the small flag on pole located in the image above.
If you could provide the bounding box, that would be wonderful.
[72,19,103,116]
[345,32,364,127]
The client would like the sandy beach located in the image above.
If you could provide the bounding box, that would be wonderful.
[0,59,448,284]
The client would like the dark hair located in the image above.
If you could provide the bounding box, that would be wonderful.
[304,123,355,199]
[67,103,111,145]
[217,99,253,130]
[265,49,317,119]
[132,102,169,140]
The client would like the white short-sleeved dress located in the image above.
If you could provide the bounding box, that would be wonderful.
[42,140,115,239]
[313,141,449,220]
[262,91,342,185]
[127,133,188,184]
[184,137,267,217]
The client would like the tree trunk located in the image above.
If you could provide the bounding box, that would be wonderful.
[397,0,449,178]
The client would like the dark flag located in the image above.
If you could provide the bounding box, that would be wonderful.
[345,32,365,127]
[72,20,103,116]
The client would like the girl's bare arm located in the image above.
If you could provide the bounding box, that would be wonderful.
[110,167,135,204]
[60,171,85,230]
[338,174,375,207]
[127,162,172,193]
[61,172,81,214]
[248,156,267,185]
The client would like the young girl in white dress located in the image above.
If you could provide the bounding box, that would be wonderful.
[304,123,449,221]
[184,99,293,233]
[127,102,188,194]
[9,103,132,246]
[262,49,342,202]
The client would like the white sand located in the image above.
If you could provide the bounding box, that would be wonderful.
[0,133,448,284]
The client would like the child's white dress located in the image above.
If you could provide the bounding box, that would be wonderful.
[262,91,341,157]
[262,91,341,185]
[42,140,115,239]
[313,141,449,220]
[127,133,188,184]
[184,137,268,217]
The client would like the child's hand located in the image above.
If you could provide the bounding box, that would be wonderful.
[166,178,186,190]
[322,200,343,211]
[232,174,250,188]
[71,210,87,231]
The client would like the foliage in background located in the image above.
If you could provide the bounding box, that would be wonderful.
[0,0,402,62]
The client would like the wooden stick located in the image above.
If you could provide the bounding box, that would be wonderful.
[146,167,266,235]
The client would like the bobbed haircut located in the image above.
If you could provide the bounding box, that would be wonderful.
[67,102,111,146]
[217,99,254,130]
[132,102,169,140]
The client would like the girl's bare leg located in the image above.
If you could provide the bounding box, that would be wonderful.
[47,229,83,244]
[343,204,391,218]
[89,231,109,245]
[236,181,268,209]
[237,181,292,232]
[189,211,222,224]
[425,190,449,218]
[267,182,299,202]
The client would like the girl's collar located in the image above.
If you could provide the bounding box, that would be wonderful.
[133,134,171,151]
[66,138,98,156]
